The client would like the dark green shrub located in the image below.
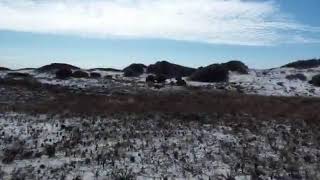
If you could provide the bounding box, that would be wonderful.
[0,67,10,71]
[176,77,187,86]
[56,68,72,79]
[190,64,228,82]
[72,71,89,78]
[282,59,320,69]
[147,61,196,78]
[146,75,155,83]
[223,61,249,74]
[155,74,167,83]
[123,64,146,77]
[310,74,320,86]
[45,145,56,158]
[7,72,31,78]
[90,72,101,78]
[286,74,307,81]
[105,75,113,79]
[38,63,80,72]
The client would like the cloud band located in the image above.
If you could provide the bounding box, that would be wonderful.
[0,0,319,46]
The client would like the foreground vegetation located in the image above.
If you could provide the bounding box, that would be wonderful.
[0,75,320,179]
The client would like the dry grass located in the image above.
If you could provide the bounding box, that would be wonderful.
[1,82,320,126]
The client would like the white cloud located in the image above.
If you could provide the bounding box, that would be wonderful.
[0,0,319,46]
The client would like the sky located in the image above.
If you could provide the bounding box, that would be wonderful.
[0,0,319,69]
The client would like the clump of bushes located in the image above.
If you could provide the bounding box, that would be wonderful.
[146,75,155,83]
[55,68,72,79]
[145,74,167,83]
[2,149,19,164]
[0,67,10,71]
[286,74,307,81]
[310,74,320,86]
[11,167,36,180]
[189,61,248,83]
[7,72,31,78]
[123,64,146,77]
[72,71,89,78]
[111,168,134,180]
[147,61,196,78]
[105,75,113,79]
[223,61,249,74]
[2,74,40,88]
[45,145,56,158]
[90,72,101,78]
[176,77,187,86]
[37,63,80,72]
[89,68,122,72]
[190,64,229,82]
[123,69,136,77]
[146,75,186,86]
[282,59,320,69]
[155,74,167,83]
[2,142,25,164]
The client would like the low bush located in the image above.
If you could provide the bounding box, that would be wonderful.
[282,59,320,69]
[146,75,155,83]
[0,67,11,71]
[45,145,56,158]
[55,69,72,79]
[190,64,228,82]
[105,75,113,80]
[310,74,320,86]
[72,71,89,78]
[89,68,122,72]
[124,69,136,77]
[123,64,146,77]
[147,61,196,78]
[176,77,187,86]
[0,76,41,89]
[111,168,134,180]
[2,149,18,164]
[90,72,101,78]
[2,142,24,164]
[286,74,307,81]
[38,63,80,72]
[223,61,249,74]
[7,72,31,78]
[155,74,167,83]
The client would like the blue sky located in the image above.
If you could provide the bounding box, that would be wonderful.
[0,0,319,69]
